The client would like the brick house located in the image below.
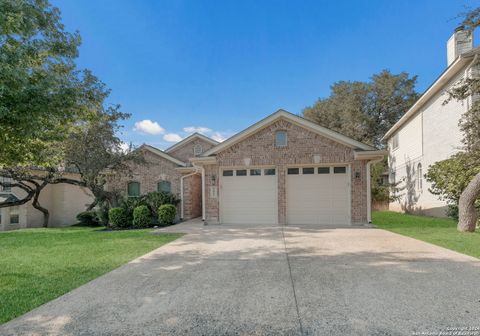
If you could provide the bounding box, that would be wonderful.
[190,110,385,226]
[1,110,384,230]
[105,132,218,221]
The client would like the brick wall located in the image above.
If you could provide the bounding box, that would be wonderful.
[203,118,369,224]
[106,149,183,196]
[168,138,216,163]
[182,173,202,219]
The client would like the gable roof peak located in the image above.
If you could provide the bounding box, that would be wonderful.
[164,132,219,153]
[139,144,186,166]
[201,109,374,156]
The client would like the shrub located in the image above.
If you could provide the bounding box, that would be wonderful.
[108,207,130,229]
[76,211,99,226]
[158,204,176,225]
[120,197,147,217]
[133,205,151,228]
[145,191,180,216]
[96,202,110,226]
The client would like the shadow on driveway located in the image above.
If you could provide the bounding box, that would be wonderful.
[1,222,479,335]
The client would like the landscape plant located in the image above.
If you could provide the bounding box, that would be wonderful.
[108,207,130,229]
[76,211,99,226]
[158,204,177,226]
[133,205,151,228]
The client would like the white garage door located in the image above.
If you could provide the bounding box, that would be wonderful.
[286,166,350,225]
[220,168,277,225]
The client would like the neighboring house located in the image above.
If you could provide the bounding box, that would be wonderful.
[383,27,479,217]
[0,133,218,232]
[0,173,93,231]
[191,110,384,226]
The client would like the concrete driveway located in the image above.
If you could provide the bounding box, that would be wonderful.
[1,220,480,336]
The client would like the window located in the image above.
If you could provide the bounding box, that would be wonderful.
[127,181,140,197]
[264,168,276,176]
[302,167,314,174]
[318,167,330,174]
[250,169,261,176]
[158,180,171,193]
[334,167,346,174]
[223,170,234,177]
[193,144,203,156]
[236,170,247,176]
[10,214,19,224]
[392,133,399,150]
[275,131,287,147]
[1,177,12,192]
[287,168,299,175]
[417,163,423,191]
[9,207,19,224]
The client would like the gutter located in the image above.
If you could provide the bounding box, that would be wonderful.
[382,54,475,141]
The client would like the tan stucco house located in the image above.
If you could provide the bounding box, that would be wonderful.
[383,28,479,217]
[2,110,384,230]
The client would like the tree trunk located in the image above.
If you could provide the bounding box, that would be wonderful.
[458,171,480,232]
[32,181,49,228]
[86,199,98,211]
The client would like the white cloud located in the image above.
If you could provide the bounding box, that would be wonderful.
[211,132,229,142]
[133,120,165,135]
[163,133,183,142]
[119,142,131,153]
[183,126,212,135]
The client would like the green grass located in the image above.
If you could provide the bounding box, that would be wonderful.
[0,226,181,324]
[373,211,480,259]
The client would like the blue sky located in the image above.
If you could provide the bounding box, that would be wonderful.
[53,0,477,149]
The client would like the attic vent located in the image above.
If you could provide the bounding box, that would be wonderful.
[193,144,203,156]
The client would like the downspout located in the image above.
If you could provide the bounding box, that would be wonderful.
[366,157,384,224]
[180,171,199,220]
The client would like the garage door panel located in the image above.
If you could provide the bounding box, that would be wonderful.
[286,167,350,226]
[220,169,277,225]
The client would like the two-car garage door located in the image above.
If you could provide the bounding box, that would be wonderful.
[219,166,350,226]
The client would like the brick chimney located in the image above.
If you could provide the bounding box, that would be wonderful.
[447,26,473,66]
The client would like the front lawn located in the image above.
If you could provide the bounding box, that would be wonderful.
[0,226,181,324]
[373,211,480,259]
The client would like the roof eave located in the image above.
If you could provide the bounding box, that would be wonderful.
[140,145,187,167]
[165,133,219,153]
[382,51,479,141]
[354,150,387,161]
[202,110,374,156]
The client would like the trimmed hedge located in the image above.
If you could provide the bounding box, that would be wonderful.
[76,211,99,226]
[108,207,129,229]
[158,204,176,225]
[133,205,151,228]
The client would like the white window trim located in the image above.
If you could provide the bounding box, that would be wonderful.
[392,133,399,151]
